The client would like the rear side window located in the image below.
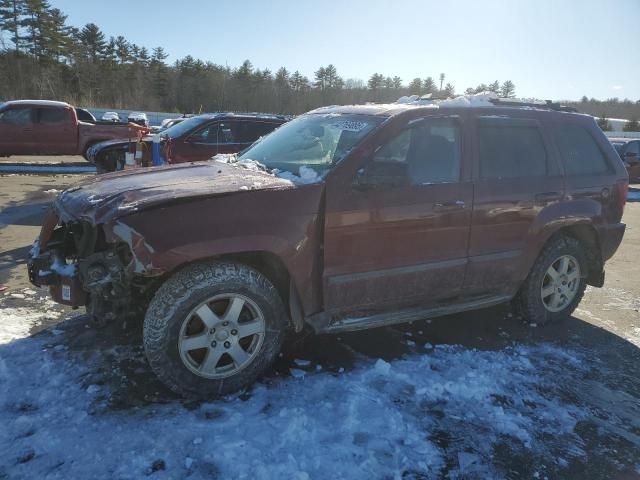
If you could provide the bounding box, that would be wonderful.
[0,108,33,125]
[553,125,610,175]
[38,108,67,124]
[191,122,236,144]
[479,125,547,178]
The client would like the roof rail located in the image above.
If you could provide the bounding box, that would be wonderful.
[489,98,578,113]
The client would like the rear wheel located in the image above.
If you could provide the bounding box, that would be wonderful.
[143,261,287,398]
[515,236,587,325]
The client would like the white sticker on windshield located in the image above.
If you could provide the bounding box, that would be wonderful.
[331,120,369,132]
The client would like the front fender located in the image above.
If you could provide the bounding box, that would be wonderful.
[104,185,325,314]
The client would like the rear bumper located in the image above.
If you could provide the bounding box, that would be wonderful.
[598,222,626,262]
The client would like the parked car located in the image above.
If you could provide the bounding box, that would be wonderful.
[101,111,121,122]
[86,112,289,172]
[29,100,628,398]
[610,137,640,182]
[0,100,148,159]
[128,111,149,128]
[75,107,96,123]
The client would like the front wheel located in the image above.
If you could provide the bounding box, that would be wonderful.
[143,261,287,398]
[514,236,587,325]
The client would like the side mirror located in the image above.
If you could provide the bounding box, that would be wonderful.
[352,168,375,191]
[352,162,408,191]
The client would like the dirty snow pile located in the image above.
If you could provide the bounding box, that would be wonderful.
[0,295,600,479]
[212,154,320,185]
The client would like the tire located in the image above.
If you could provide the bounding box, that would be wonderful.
[514,236,587,326]
[143,261,287,398]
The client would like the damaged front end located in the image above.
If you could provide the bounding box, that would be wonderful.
[27,208,142,325]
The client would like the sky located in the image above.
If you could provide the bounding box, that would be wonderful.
[53,0,639,101]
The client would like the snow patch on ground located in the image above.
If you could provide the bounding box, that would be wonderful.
[0,302,60,345]
[0,298,596,479]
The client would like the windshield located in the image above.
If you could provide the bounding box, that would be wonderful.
[161,115,208,139]
[238,113,383,174]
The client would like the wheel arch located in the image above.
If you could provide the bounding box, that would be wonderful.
[143,250,306,333]
[522,221,604,288]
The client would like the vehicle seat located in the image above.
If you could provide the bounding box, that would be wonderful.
[407,134,456,184]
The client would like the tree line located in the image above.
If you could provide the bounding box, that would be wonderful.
[0,0,522,115]
[1,0,639,123]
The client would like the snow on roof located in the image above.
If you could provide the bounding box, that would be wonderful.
[397,92,498,108]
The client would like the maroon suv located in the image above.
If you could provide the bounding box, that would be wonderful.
[86,112,289,172]
[28,101,628,397]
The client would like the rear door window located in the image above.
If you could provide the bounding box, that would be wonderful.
[479,123,547,178]
[38,108,68,124]
[553,125,610,175]
[0,108,34,125]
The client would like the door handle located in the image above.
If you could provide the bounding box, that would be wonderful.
[534,192,562,203]
[434,200,466,211]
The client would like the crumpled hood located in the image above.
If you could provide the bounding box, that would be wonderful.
[55,161,296,224]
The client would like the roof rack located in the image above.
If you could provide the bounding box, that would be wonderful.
[489,98,578,113]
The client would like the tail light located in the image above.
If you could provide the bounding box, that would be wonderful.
[616,179,629,212]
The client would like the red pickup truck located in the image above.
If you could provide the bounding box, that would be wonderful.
[0,100,147,159]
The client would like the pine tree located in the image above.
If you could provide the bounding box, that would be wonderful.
[43,7,72,61]
[151,46,169,107]
[22,0,53,59]
[368,73,384,90]
[392,76,402,89]
[138,46,149,66]
[314,66,326,89]
[324,64,342,89]
[408,77,422,95]
[0,0,25,52]
[290,71,308,91]
[488,80,500,93]
[423,77,436,94]
[78,23,106,61]
[114,35,129,64]
[500,80,515,97]
[275,67,289,87]
[444,83,455,97]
